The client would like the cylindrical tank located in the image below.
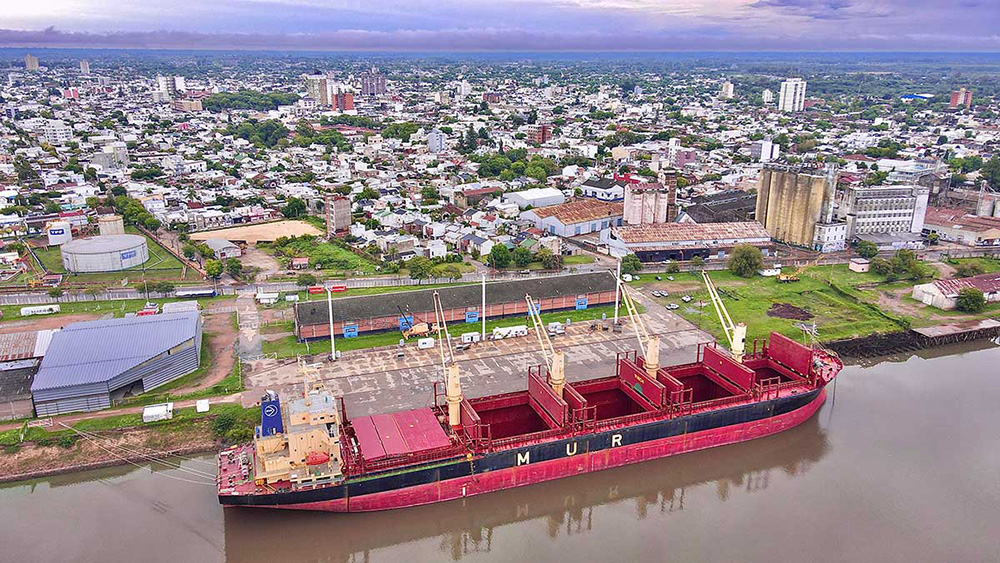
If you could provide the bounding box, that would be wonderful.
[60,234,149,273]
[992,195,1000,218]
[46,220,73,246]
[98,214,126,236]
[653,190,669,223]
[976,195,994,218]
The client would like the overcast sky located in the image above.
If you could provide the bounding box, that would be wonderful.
[1,0,998,51]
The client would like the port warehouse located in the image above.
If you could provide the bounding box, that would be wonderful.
[294,272,618,340]
[0,330,55,420]
[29,312,203,416]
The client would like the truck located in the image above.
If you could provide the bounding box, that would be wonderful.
[20,304,61,317]
[491,325,529,340]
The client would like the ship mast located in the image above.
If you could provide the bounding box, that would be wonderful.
[432,291,463,430]
[612,271,660,379]
[525,294,566,397]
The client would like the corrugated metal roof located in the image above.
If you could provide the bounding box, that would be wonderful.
[613,221,770,244]
[31,312,201,392]
[932,272,1000,297]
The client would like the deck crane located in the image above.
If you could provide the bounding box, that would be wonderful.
[525,294,566,398]
[432,291,463,431]
[612,272,660,379]
[701,270,747,363]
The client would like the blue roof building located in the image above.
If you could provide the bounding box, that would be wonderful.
[31,312,203,416]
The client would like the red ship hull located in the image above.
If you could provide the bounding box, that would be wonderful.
[264,388,826,513]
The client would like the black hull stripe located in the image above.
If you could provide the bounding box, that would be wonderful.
[221,389,820,506]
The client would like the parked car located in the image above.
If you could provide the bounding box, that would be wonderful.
[666,303,679,310]
[681,295,693,303]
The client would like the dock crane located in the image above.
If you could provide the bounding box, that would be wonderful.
[701,270,747,363]
[612,272,660,379]
[525,294,566,398]
[432,292,463,431]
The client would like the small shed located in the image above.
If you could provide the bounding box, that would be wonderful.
[290,257,310,270]
[849,258,870,273]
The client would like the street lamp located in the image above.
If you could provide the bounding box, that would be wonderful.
[327,286,337,361]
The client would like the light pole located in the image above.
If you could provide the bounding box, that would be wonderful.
[327,286,337,361]
[613,259,621,323]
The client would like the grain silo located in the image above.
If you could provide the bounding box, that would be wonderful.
[624,181,677,226]
[98,214,126,236]
[60,234,149,273]
[45,220,73,246]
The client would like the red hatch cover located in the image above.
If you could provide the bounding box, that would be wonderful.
[353,407,450,461]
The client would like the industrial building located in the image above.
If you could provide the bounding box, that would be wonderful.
[0,330,55,420]
[60,234,149,273]
[204,238,241,260]
[31,312,203,415]
[504,187,565,210]
[836,184,929,239]
[755,164,846,252]
[521,200,623,237]
[678,191,756,224]
[912,272,1000,310]
[922,207,1000,247]
[623,182,678,226]
[325,194,352,236]
[601,221,772,261]
[294,272,617,340]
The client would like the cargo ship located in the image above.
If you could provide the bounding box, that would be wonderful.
[218,288,842,512]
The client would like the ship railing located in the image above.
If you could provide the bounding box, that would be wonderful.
[667,388,694,417]
[490,427,569,451]
[685,393,752,414]
[593,409,666,431]
[755,377,783,401]
[357,444,469,475]
[571,405,598,432]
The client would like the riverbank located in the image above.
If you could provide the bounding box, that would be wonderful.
[0,404,258,483]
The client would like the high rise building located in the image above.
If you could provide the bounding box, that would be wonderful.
[427,129,448,153]
[325,195,352,236]
[41,120,73,145]
[360,67,386,97]
[24,54,39,71]
[751,139,780,163]
[949,88,973,110]
[719,81,735,100]
[80,60,90,75]
[762,89,774,104]
[304,74,330,106]
[756,164,845,252]
[778,78,807,112]
[334,91,354,111]
[156,75,178,100]
[526,123,553,145]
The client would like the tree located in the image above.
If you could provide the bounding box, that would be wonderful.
[47,288,63,298]
[665,261,680,273]
[205,259,223,279]
[439,264,463,280]
[536,247,563,270]
[513,246,533,268]
[488,244,511,269]
[956,287,986,313]
[982,156,1000,190]
[182,243,198,259]
[281,197,307,218]
[689,255,705,272]
[407,256,432,282]
[856,240,879,259]
[225,258,243,279]
[296,273,317,287]
[621,254,642,275]
[955,262,984,278]
[728,244,763,278]
[357,187,380,201]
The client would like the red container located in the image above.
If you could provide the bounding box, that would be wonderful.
[307,286,325,294]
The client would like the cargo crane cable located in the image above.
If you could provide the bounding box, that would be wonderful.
[700,270,747,363]
[525,293,566,397]
[57,423,218,481]
[57,424,217,486]
[610,270,660,378]
[432,291,463,430]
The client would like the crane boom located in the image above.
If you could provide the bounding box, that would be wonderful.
[525,294,566,397]
[611,271,660,378]
[432,292,462,429]
[701,270,747,363]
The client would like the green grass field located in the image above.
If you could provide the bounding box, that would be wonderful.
[261,304,625,358]
[0,294,235,322]
[650,265,907,345]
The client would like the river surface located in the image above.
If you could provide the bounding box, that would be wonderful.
[3,342,1000,563]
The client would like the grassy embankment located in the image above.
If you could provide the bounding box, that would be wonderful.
[261,303,628,359]
[31,226,202,283]
[0,293,236,321]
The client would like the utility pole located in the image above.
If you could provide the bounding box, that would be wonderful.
[327,286,336,361]
[481,273,486,340]
[613,259,621,323]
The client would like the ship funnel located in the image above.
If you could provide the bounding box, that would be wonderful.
[260,390,284,436]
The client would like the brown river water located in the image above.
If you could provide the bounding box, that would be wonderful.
[3,341,1000,563]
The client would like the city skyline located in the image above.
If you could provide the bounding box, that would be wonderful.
[0,0,998,52]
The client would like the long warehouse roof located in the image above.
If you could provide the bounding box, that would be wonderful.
[295,271,616,326]
[31,312,201,392]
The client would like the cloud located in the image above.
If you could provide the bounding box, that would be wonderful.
[0,25,997,51]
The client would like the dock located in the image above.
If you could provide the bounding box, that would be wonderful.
[826,319,1000,358]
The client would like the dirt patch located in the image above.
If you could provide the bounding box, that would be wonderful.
[0,313,103,334]
[0,423,217,482]
[767,303,814,320]
[189,220,321,245]
[169,311,238,394]
[241,246,284,276]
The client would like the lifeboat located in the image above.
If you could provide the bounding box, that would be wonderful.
[306,451,330,465]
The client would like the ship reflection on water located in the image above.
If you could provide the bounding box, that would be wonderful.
[223,415,829,562]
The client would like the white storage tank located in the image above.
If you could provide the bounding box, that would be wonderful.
[46,221,72,246]
[98,214,125,236]
[60,234,149,273]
